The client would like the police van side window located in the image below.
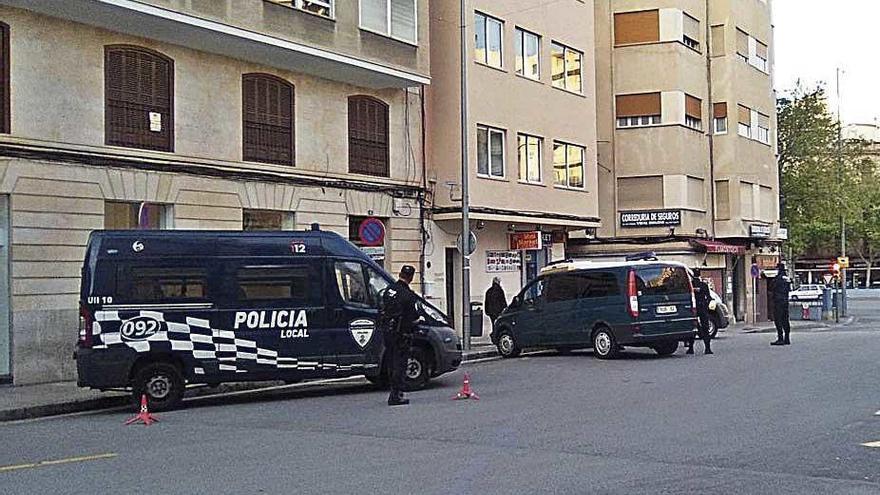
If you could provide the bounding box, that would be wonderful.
[127,266,208,303]
[334,261,370,307]
[522,279,545,305]
[365,267,390,307]
[235,265,320,307]
[582,272,620,298]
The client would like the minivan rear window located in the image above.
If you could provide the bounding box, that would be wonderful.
[635,266,691,296]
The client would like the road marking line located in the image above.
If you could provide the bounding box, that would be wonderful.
[861,441,880,448]
[0,453,117,473]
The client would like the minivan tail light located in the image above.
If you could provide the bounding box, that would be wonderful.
[79,304,93,348]
[627,270,639,318]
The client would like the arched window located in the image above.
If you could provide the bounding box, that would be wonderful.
[242,73,295,166]
[104,45,174,151]
[0,22,9,134]
[348,95,389,177]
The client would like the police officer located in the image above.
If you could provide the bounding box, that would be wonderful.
[686,268,713,355]
[771,263,792,346]
[379,265,420,406]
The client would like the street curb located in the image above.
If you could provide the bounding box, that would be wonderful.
[741,316,856,334]
[1,349,501,422]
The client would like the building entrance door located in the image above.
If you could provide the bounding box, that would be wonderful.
[0,195,10,380]
[445,247,457,330]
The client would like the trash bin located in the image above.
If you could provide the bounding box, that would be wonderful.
[469,302,483,337]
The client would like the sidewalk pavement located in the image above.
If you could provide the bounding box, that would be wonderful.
[0,342,501,422]
[732,316,856,334]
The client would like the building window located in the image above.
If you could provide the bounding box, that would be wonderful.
[348,95,389,177]
[713,103,728,134]
[550,42,582,93]
[753,40,769,73]
[242,74,295,166]
[735,28,749,62]
[756,112,771,144]
[517,133,542,183]
[685,94,702,131]
[682,13,700,51]
[613,10,660,46]
[737,104,752,138]
[475,12,503,68]
[710,24,725,56]
[615,93,661,128]
[267,0,334,18]
[515,28,540,79]
[477,125,505,178]
[0,23,8,134]
[105,45,174,152]
[360,0,417,44]
[105,201,170,229]
[553,142,584,189]
[243,209,294,231]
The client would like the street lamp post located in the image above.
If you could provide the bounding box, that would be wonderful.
[836,68,847,317]
[459,0,471,350]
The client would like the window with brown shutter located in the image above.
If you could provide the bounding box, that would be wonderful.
[685,95,702,119]
[614,10,660,46]
[0,23,8,134]
[616,92,662,128]
[105,45,174,152]
[713,102,728,133]
[242,73,295,166]
[348,95,389,177]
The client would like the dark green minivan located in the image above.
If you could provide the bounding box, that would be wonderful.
[490,260,697,359]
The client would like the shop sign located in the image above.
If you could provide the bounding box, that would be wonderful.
[756,255,779,270]
[749,224,772,238]
[777,227,788,240]
[620,210,682,228]
[360,246,385,262]
[509,231,542,251]
[486,250,521,273]
[542,233,553,245]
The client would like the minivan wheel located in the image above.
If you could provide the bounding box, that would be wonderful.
[402,347,431,391]
[652,341,678,356]
[496,330,521,358]
[131,361,185,412]
[592,327,619,360]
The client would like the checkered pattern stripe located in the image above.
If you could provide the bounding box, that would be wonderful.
[93,310,377,374]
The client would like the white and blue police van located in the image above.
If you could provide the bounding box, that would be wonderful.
[75,225,461,410]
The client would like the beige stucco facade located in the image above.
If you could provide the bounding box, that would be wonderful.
[580,0,780,323]
[0,2,427,384]
[425,0,599,334]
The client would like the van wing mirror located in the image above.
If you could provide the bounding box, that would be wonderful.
[512,295,522,308]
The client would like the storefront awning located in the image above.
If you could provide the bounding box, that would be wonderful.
[690,239,746,255]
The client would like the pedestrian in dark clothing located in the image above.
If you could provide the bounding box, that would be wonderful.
[686,268,713,355]
[379,265,420,406]
[771,263,792,346]
[484,277,508,326]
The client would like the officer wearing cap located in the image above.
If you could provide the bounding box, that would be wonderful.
[379,265,420,406]
[686,268,713,355]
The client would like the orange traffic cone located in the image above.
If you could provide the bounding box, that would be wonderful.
[124,395,160,426]
[452,372,479,400]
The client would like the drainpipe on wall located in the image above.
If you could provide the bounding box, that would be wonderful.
[705,0,717,240]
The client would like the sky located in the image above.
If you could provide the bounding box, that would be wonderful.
[773,0,880,125]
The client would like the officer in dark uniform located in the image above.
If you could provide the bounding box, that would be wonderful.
[771,263,792,346]
[686,268,714,355]
[379,265,420,406]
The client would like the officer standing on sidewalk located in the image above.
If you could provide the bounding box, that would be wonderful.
[771,263,792,346]
[686,268,713,355]
[379,265,420,406]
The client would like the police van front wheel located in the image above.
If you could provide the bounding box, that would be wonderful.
[496,331,521,358]
[131,361,185,412]
[402,347,431,391]
[592,327,620,360]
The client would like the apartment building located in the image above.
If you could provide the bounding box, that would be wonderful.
[426,0,600,333]
[573,0,781,323]
[0,0,428,385]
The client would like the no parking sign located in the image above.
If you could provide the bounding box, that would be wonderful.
[358,218,386,247]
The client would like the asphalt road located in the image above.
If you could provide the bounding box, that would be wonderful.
[2,324,880,493]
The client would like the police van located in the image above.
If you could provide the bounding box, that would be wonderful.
[490,258,697,359]
[75,226,461,410]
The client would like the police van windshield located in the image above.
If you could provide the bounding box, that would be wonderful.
[635,265,691,296]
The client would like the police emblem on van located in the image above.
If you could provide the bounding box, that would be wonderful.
[120,315,163,341]
[349,319,375,349]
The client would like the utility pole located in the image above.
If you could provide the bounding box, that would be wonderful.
[459,0,471,350]
[836,68,847,317]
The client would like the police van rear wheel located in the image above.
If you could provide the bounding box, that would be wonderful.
[402,347,430,391]
[652,341,678,356]
[592,327,619,360]
[132,362,185,412]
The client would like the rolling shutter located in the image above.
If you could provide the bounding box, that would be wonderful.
[616,93,661,117]
[686,95,702,119]
[735,29,749,57]
[713,102,727,119]
[242,74,294,166]
[738,104,751,125]
[105,46,174,152]
[756,40,768,59]
[348,96,389,177]
[614,10,660,46]
[0,23,8,134]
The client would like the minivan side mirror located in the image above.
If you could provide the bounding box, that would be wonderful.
[511,295,522,308]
